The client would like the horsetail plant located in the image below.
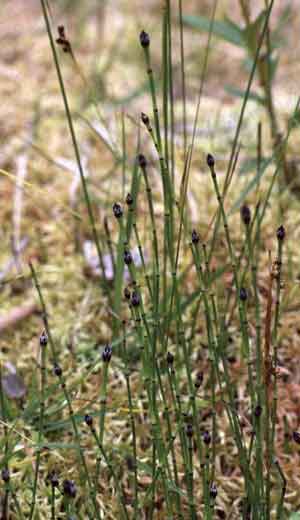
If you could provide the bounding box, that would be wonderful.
[29,262,101,520]
[28,330,48,520]
[2,0,298,518]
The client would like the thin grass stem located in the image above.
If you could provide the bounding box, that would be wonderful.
[39,0,110,303]
[29,262,101,520]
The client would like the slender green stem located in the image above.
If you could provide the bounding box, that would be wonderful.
[29,262,101,520]
[99,361,109,445]
[167,361,190,505]
[244,221,264,516]
[40,0,110,303]
[162,4,169,173]
[121,109,127,199]
[178,0,187,156]
[90,425,129,520]
[141,41,174,265]
[191,242,253,504]
[275,460,286,519]
[122,320,139,517]
[8,483,25,520]
[271,236,284,507]
[189,0,217,165]
[126,269,174,517]
[187,434,196,519]
[132,222,153,300]
[28,335,47,520]
[208,0,275,262]
[166,0,175,182]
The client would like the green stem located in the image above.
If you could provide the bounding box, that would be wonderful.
[40,0,110,303]
[208,0,275,263]
[91,426,129,520]
[122,320,139,518]
[29,262,101,520]
[178,0,187,156]
[28,336,47,520]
